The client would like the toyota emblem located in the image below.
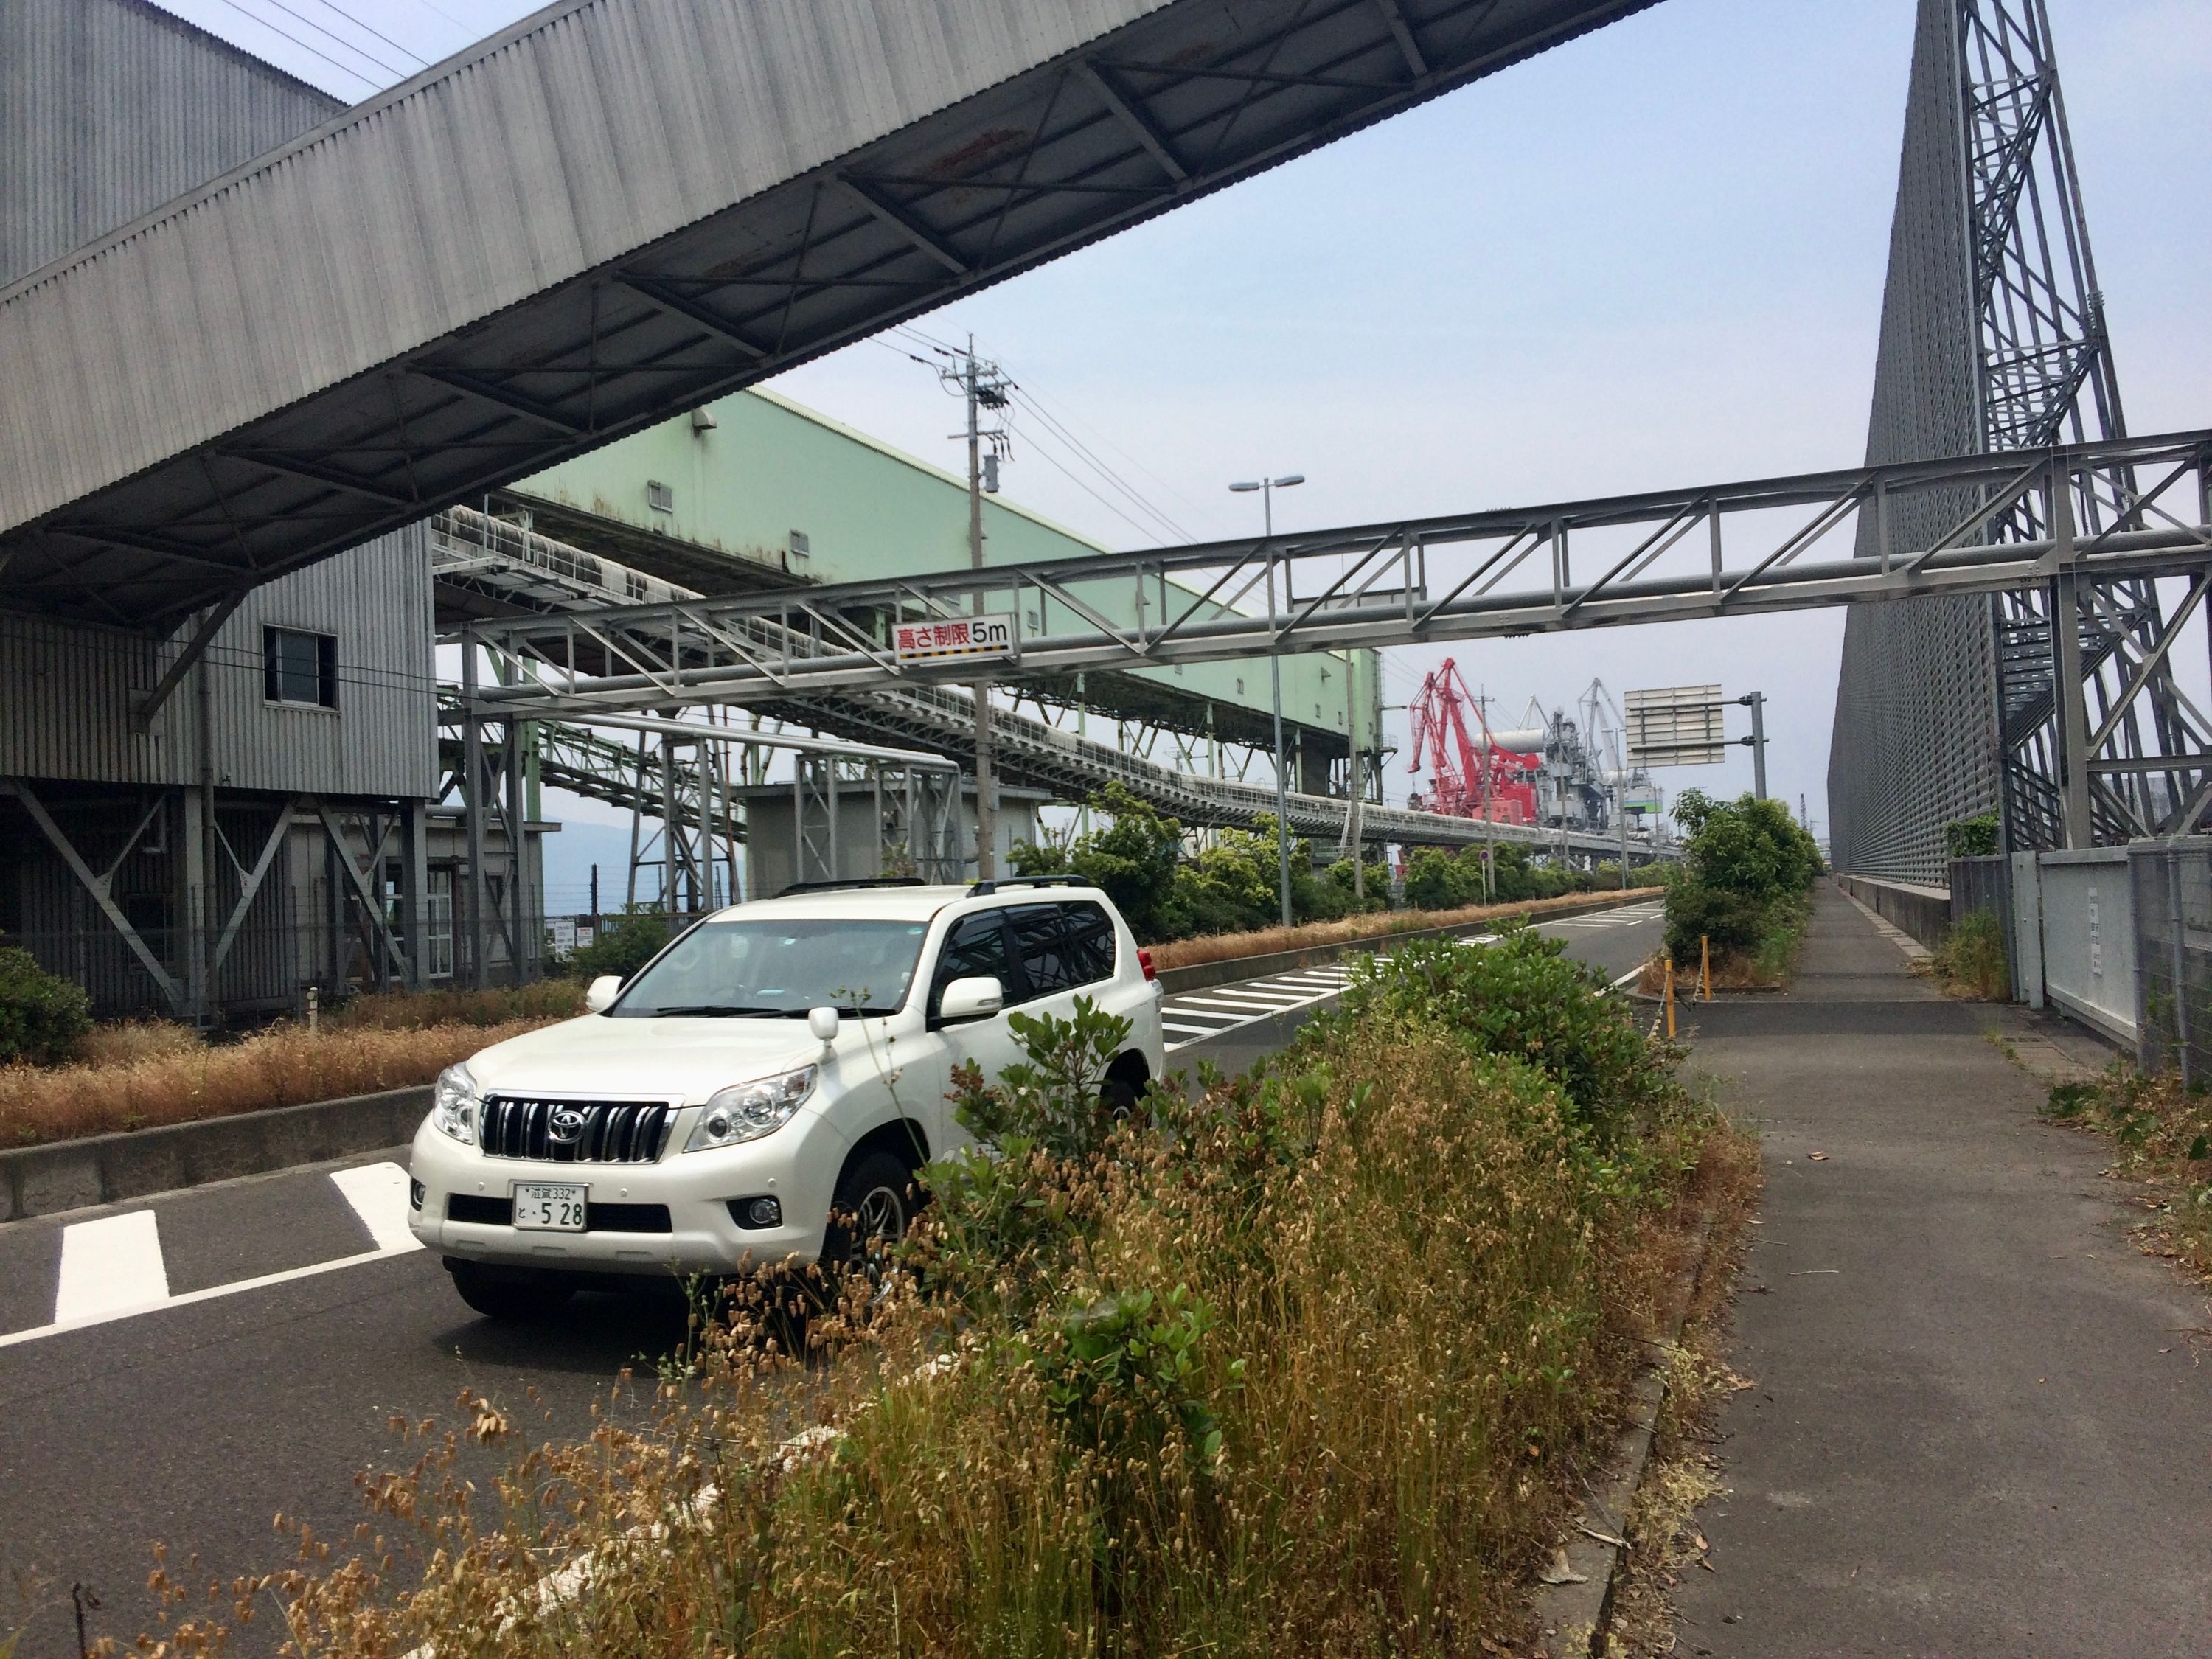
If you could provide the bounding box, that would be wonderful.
[548,1106,588,1143]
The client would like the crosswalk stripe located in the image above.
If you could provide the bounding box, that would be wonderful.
[330,1162,424,1255]
[54,1209,168,1325]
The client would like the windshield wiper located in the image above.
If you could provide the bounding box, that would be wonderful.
[636,1004,793,1018]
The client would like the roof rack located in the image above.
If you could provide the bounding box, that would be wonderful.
[776,877,929,897]
[967,874,1097,897]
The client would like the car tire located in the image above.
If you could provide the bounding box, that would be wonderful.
[821,1150,917,1276]
[1100,1051,1150,1116]
[448,1260,574,1321]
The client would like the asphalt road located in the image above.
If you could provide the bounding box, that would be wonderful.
[0,900,1660,1655]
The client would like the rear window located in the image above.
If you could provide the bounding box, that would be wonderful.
[1007,902,1117,999]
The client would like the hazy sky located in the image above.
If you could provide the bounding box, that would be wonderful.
[159,0,2212,894]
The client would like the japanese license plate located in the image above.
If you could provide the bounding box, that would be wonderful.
[512,1182,588,1231]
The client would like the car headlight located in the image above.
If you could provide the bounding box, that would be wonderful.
[686,1065,817,1152]
[430,1062,480,1145]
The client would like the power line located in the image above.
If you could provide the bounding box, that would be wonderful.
[301,0,433,71]
[242,0,413,80]
[1007,389,1194,543]
[199,0,383,93]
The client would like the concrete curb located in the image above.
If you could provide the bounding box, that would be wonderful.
[1154,890,1659,995]
[0,1085,431,1224]
[1533,1205,1719,1658]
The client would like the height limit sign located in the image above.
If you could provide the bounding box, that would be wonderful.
[894,612,1016,663]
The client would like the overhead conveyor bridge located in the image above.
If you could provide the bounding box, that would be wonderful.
[0,0,1655,638]
[434,508,1668,861]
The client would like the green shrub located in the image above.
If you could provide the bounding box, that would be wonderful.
[1312,931,1674,1144]
[1944,813,2001,858]
[563,907,671,983]
[0,945,92,1065]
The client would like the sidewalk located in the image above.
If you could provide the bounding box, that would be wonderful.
[1674,883,2212,1658]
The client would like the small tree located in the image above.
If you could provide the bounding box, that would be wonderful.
[565,907,671,982]
[1067,783,1185,939]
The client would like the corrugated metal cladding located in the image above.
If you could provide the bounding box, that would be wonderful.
[0,0,1172,531]
[0,528,437,798]
[1827,0,2001,884]
[0,0,341,288]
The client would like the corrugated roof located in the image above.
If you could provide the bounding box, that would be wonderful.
[0,0,1655,628]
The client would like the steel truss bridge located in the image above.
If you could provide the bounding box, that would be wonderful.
[431,508,1666,897]
[458,432,2212,700]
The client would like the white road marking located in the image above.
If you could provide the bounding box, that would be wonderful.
[1610,964,1646,991]
[1174,991,1306,1010]
[330,1162,425,1254]
[1,1243,417,1352]
[54,1209,168,1326]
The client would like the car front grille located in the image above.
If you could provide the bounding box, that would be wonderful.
[478,1096,674,1164]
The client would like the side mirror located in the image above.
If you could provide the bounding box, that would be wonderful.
[585,975,622,1014]
[938,975,1004,1023]
[807,1006,841,1043]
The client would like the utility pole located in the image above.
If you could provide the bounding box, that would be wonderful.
[1476,686,1497,902]
[1346,653,1365,900]
[1736,690,1768,800]
[1231,471,1305,928]
[951,338,1010,880]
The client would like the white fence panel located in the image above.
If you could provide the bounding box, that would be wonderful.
[2036,849,2136,1046]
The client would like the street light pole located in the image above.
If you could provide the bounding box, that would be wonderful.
[1231,473,1304,928]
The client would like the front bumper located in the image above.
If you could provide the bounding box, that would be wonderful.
[405,1108,849,1277]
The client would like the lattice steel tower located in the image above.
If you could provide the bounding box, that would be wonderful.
[1829,0,2210,880]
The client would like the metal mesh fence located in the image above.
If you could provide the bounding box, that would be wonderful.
[2129,841,2212,1087]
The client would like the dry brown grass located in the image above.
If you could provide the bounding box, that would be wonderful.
[1591,1116,1762,1656]
[2046,1065,2212,1284]
[0,981,588,1148]
[0,1019,554,1147]
[1147,886,1663,970]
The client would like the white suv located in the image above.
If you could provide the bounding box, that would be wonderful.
[406,877,1165,1319]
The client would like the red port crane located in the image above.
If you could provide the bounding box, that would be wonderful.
[1408,658,1540,824]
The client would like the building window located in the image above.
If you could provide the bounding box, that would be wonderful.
[263,627,336,708]
[426,869,455,979]
[1236,677,1246,696]
[788,529,810,566]
[647,480,674,514]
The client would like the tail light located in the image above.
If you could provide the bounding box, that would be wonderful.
[1137,948,1157,982]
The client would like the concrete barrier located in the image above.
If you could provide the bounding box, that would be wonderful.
[1834,874,1953,951]
[0,1085,431,1225]
[1155,889,1655,995]
[0,891,1657,1225]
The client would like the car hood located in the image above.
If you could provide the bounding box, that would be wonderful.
[460,1014,827,1103]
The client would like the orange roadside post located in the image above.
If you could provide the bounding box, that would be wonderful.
[1663,955,1677,1040]
[1700,934,1712,1002]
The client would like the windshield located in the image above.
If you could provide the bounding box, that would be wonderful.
[610,918,930,1018]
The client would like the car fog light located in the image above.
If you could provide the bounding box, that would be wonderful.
[728,1196,783,1229]
[409,1178,425,1211]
